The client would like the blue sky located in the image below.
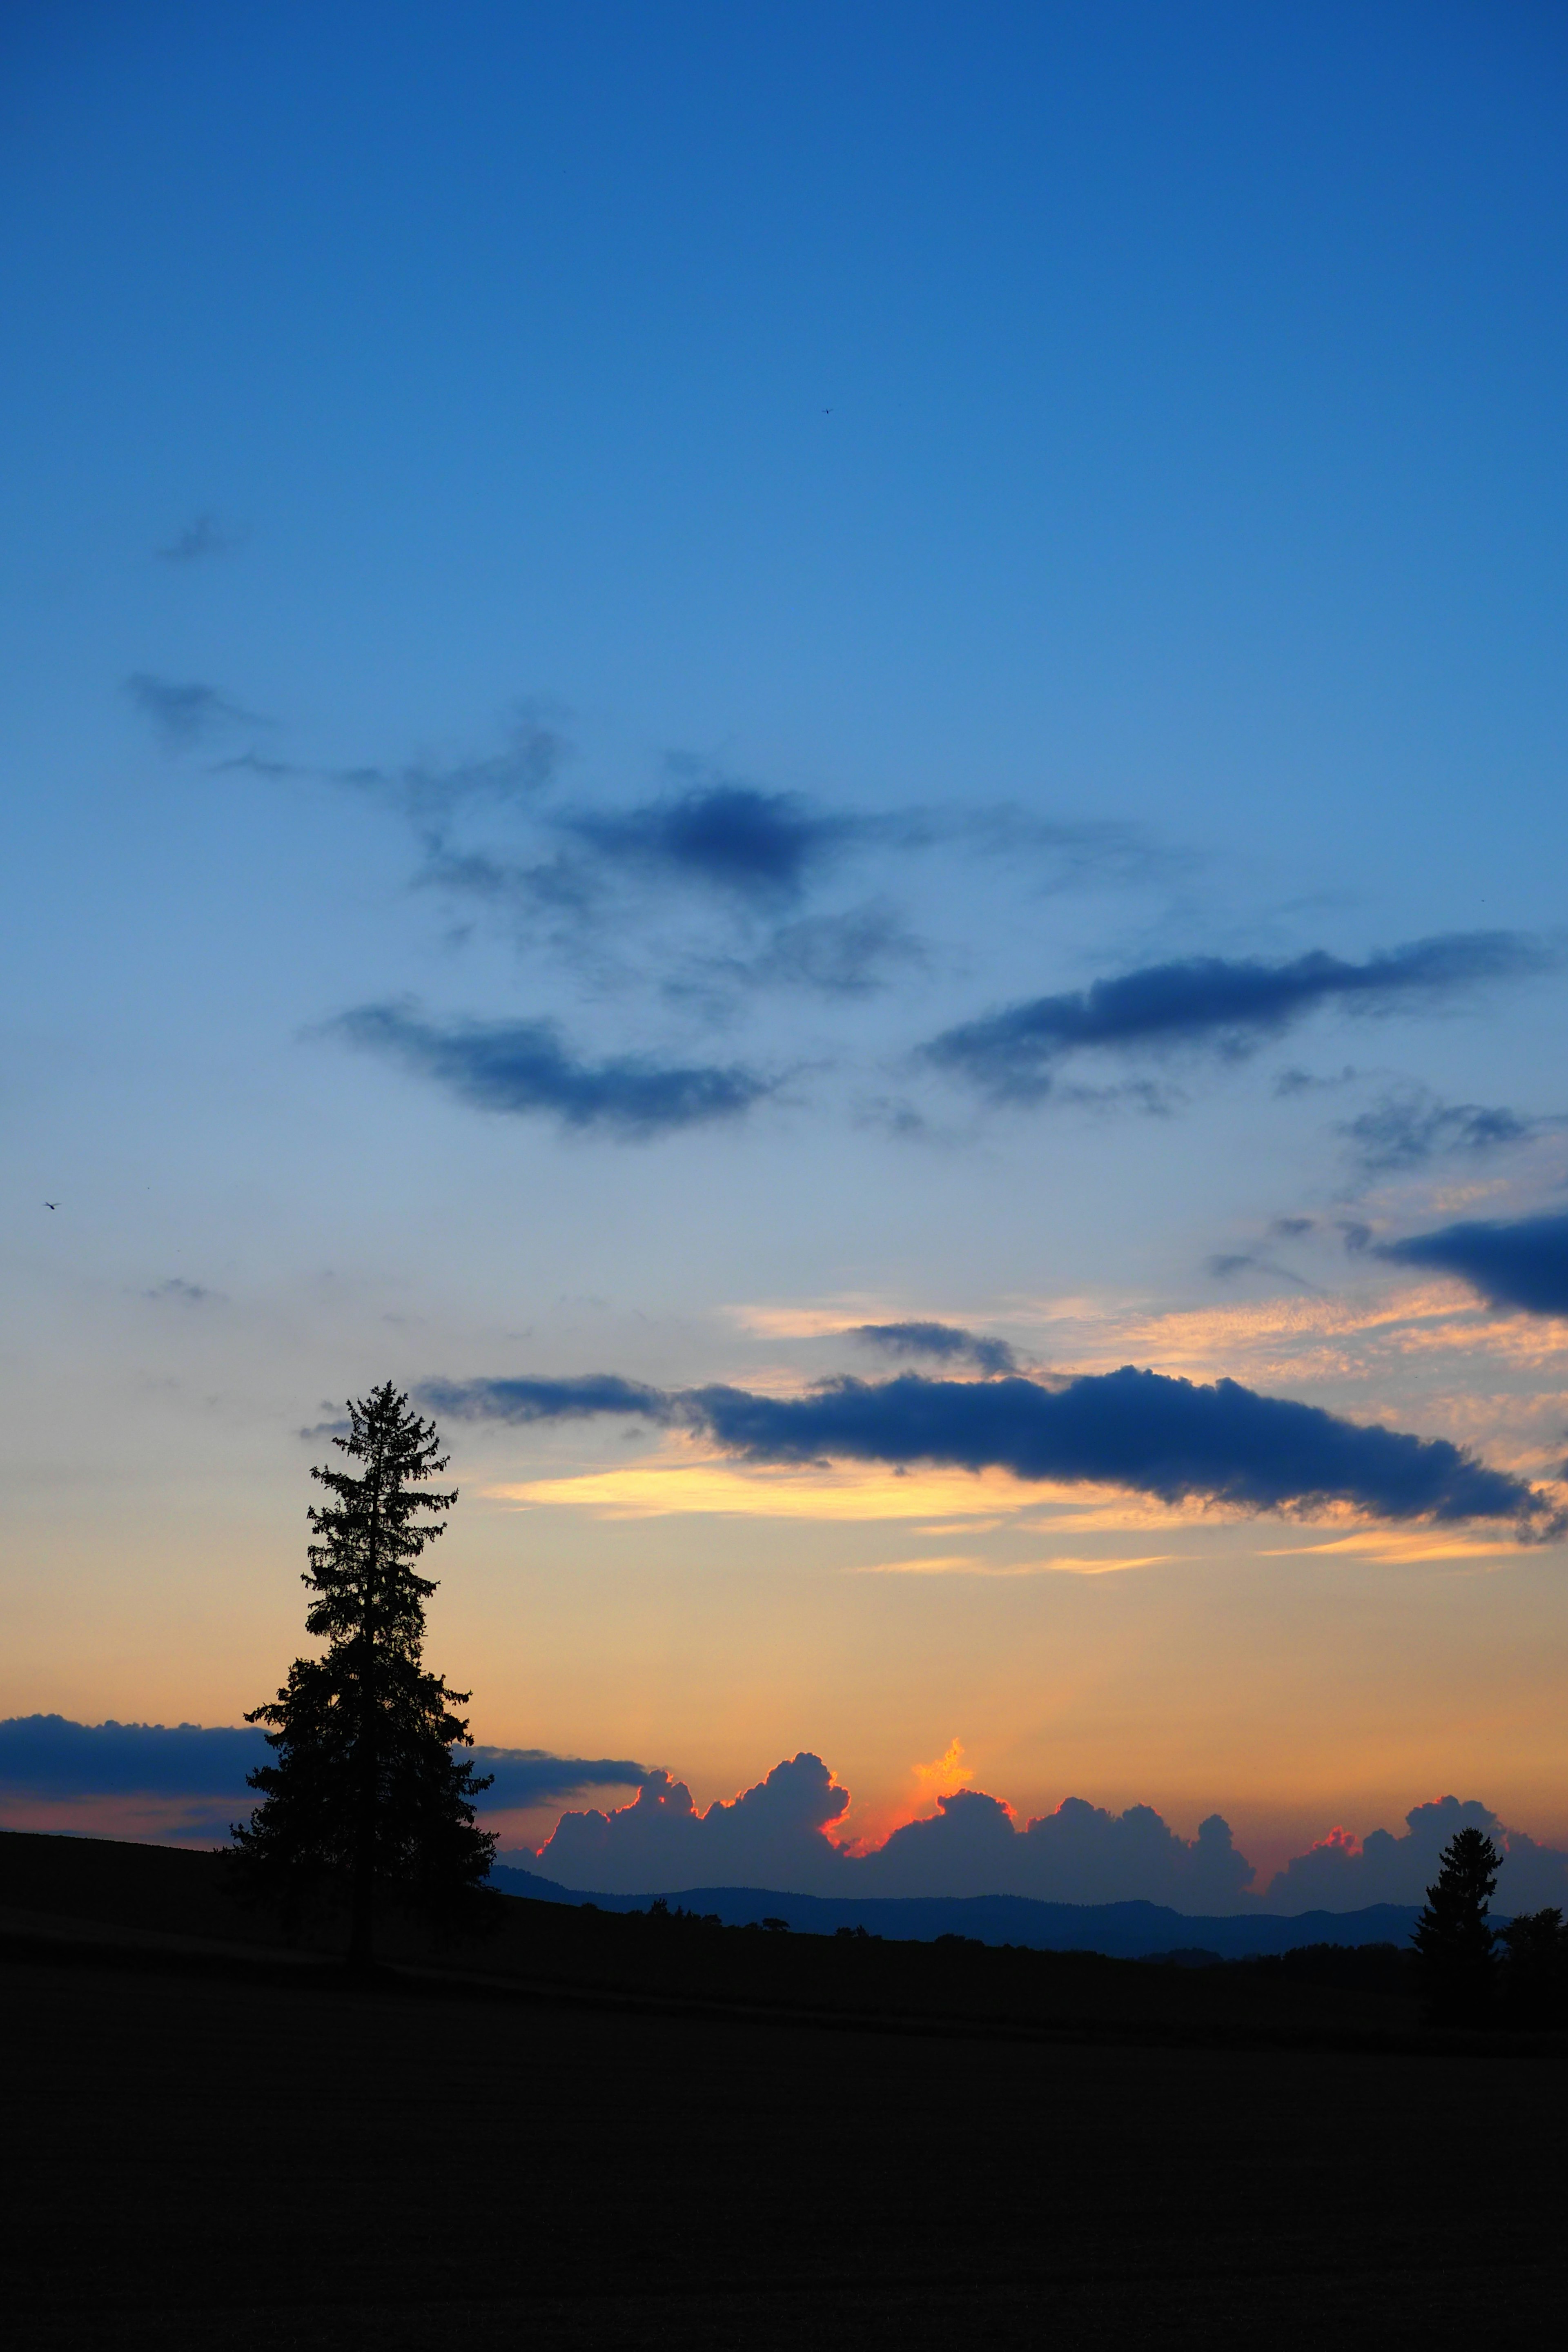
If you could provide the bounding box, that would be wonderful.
[5,2,1568,1881]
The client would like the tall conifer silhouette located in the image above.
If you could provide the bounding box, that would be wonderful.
[231,1383,497,1963]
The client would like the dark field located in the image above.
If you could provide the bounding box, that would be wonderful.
[4,1831,1567,2348]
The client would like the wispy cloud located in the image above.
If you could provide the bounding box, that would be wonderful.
[336,710,568,820]
[849,1319,1022,1374]
[922,934,1550,1103]
[330,1003,771,1136]
[124,673,264,750]
[156,512,233,563]
[1337,1083,1541,1174]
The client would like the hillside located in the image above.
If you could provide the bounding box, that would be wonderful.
[0,1826,1446,2049]
[6,1827,1568,2349]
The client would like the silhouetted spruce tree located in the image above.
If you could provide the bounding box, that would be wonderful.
[230,1383,497,1964]
[1412,1825,1500,2025]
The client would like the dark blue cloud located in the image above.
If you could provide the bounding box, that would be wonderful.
[1338,1086,1537,1173]
[124,673,261,750]
[0,1715,268,1798]
[922,933,1548,1102]
[560,780,861,904]
[0,1715,644,1814]
[426,1364,1557,1530]
[1376,1211,1568,1316]
[465,1748,648,1806]
[329,1004,771,1136]
[420,1373,678,1425]
[849,1321,1021,1375]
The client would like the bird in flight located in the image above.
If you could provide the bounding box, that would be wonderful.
[44,1201,56,1210]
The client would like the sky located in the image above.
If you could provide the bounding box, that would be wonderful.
[5,0,1568,1902]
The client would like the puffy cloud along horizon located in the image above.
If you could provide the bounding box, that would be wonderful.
[10,1719,1568,1917]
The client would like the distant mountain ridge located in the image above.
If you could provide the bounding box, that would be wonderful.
[489,1861,1424,1959]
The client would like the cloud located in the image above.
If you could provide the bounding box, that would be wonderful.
[0,1715,643,1836]
[0,1714,269,1800]
[849,1320,1022,1375]
[1205,1252,1322,1295]
[123,673,262,750]
[533,1755,1254,1905]
[466,1747,649,1806]
[537,1753,852,1894]
[428,1362,1560,1530]
[336,711,567,819]
[858,1791,1255,1906]
[328,1003,772,1136]
[423,1373,678,1425]
[1375,1211,1568,1316]
[1261,1796,1568,1913]
[922,934,1548,1102]
[1338,1085,1538,1173]
[690,903,929,999]
[156,512,231,562]
[557,773,891,906]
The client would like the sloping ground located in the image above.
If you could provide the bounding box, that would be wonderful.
[7,1932,1568,2350]
[0,1825,1440,2050]
[491,1859,1424,1956]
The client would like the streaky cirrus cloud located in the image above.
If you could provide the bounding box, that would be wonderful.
[849,1319,1022,1375]
[328,1003,771,1136]
[921,933,1549,1102]
[1375,1210,1568,1317]
[422,1363,1560,1530]
[123,672,263,750]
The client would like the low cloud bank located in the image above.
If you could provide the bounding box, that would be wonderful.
[535,1764,1250,1905]
[532,1758,1568,1913]
[0,1716,645,1840]
[1262,1797,1568,1913]
[7,1718,1564,1915]
[1376,1210,1568,1317]
[922,933,1544,1102]
[423,1363,1559,1530]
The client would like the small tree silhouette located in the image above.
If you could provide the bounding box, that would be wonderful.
[1412,1825,1500,2025]
[1498,1907,1568,2029]
[229,1383,497,1964]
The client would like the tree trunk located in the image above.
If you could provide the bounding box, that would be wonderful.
[350,1467,383,1969]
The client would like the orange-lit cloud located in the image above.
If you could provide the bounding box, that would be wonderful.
[911,1737,974,1797]
[850,1552,1176,1576]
